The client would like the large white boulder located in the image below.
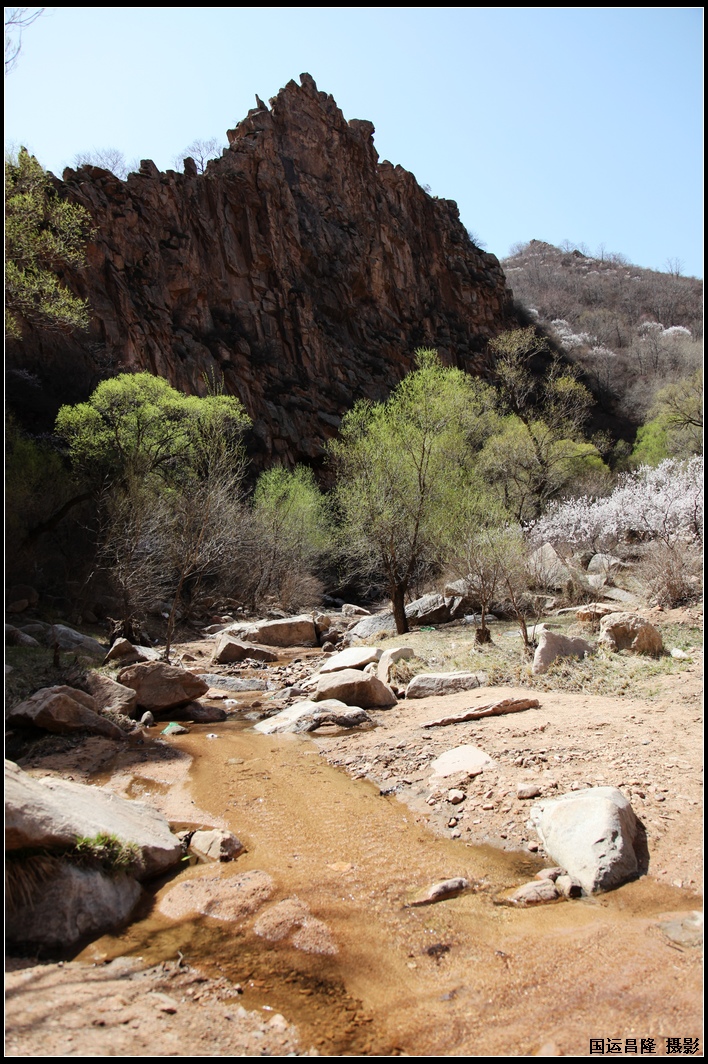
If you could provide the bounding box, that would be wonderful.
[312,668,397,708]
[528,787,639,894]
[319,646,382,673]
[5,760,182,880]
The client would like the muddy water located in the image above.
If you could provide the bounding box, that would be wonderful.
[81,720,702,1056]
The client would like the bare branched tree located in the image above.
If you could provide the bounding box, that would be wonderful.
[173,137,221,174]
[72,148,138,180]
[5,7,44,74]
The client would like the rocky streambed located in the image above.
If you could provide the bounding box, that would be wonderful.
[5,615,704,1056]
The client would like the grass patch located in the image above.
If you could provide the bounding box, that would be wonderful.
[376,616,702,700]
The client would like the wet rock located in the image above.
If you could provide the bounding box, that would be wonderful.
[598,612,663,656]
[505,879,559,906]
[657,911,703,948]
[6,863,142,950]
[555,874,583,898]
[157,868,274,921]
[405,672,487,698]
[117,662,209,710]
[161,722,190,735]
[189,829,245,862]
[253,897,337,955]
[409,877,471,906]
[6,686,124,740]
[532,628,595,675]
[529,786,639,894]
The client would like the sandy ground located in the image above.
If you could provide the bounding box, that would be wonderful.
[5,611,703,1057]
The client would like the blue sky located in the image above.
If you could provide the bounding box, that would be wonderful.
[5,7,703,277]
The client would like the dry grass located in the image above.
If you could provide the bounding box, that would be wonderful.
[377,615,702,700]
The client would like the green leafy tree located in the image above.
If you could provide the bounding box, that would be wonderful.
[5,147,94,337]
[251,465,330,609]
[329,349,495,634]
[485,327,605,520]
[55,374,252,648]
[55,372,251,488]
[630,369,703,466]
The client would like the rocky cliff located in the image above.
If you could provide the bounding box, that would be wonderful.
[7,73,520,469]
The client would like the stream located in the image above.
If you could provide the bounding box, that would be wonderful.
[77,710,701,1056]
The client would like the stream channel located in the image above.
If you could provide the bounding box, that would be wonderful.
[77,686,700,1056]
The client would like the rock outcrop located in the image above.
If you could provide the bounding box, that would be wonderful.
[7,74,519,471]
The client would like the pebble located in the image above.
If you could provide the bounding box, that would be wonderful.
[447,789,466,805]
[516,783,542,800]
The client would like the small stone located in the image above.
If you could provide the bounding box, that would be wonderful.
[506,879,559,906]
[447,789,466,805]
[516,783,542,800]
[555,874,583,898]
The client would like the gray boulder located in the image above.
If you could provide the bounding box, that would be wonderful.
[532,628,595,675]
[528,786,639,894]
[5,624,40,647]
[528,543,573,589]
[5,760,183,880]
[83,672,138,719]
[344,613,397,645]
[229,614,317,647]
[6,863,142,951]
[405,592,451,626]
[47,624,106,658]
[376,646,415,684]
[405,671,487,699]
[189,829,244,862]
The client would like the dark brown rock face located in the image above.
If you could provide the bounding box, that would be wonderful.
[7,74,519,469]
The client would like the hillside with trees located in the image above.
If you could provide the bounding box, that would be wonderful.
[502,240,702,465]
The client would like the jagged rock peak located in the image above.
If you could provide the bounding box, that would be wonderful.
[8,76,521,472]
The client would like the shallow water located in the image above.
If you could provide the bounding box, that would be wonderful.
[80,719,702,1056]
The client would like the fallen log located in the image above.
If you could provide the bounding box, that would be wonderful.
[421,698,540,728]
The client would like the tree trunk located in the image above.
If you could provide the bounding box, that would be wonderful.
[391,584,409,634]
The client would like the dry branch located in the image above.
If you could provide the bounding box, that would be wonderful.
[421,698,540,728]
